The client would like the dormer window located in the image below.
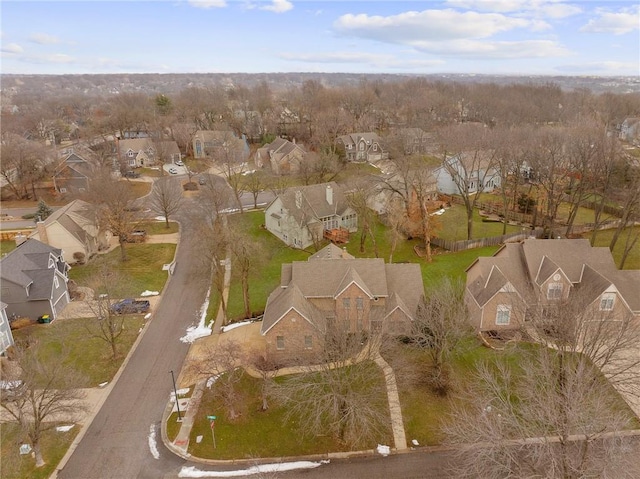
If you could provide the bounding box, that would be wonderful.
[600,293,615,311]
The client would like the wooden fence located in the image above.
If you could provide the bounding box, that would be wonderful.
[431,228,545,252]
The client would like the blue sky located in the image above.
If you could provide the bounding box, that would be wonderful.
[1,1,638,76]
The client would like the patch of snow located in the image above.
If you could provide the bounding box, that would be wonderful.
[0,380,22,390]
[377,444,391,456]
[148,424,160,459]
[56,425,75,432]
[221,320,252,332]
[19,444,32,455]
[196,435,203,443]
[180,288,212,343]
[140,290,159,297]
[99,381,108,388]
[178,460,326,477]
[430,208,446,216]
[412,439,419,446]
[206,374,222,388]
[155,216,167,222]
[176,388,190,396]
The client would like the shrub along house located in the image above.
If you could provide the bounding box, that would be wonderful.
[260,244,424,362]
[465,238,640,334]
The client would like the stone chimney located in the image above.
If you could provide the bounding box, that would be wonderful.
[36,221,49,245]
[326,184,333,205]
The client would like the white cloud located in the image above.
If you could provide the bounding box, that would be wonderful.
[410,38,570,58]
[1,43,23,54]
[556,60,640,73]
[334,9,535,43]
[260,0,293,13]
[580,8,640,35]
[188,0,226,9]
[29,33,60,44]
[445,0,581,18]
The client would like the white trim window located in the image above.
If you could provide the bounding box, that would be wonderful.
[496,305,511,325]
[600,293,615,311]
[304,335,312,349]
[547,282,563,300]
[276,335,285,350]
[54,276,59,289]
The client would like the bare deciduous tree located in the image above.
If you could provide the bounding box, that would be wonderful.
[193,340,246,421]
[0,343,88,468]
[445,286,640,479]
[148,176,183,228]
[411,279,472,395]
[87,168,140,261]
[272,353,389,448]
[82,260,130,360]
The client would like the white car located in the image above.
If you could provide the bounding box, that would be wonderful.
[175,160,184,167]
[168,167,178,174]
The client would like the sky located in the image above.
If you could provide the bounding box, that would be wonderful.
[1,0,638,76]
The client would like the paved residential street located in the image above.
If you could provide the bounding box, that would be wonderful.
[57,194,204,479]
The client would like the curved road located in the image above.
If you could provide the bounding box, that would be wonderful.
[57,176,456,479]
[59,192,204,479]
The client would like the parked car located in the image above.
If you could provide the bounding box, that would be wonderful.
[110,299,151,314]
[168,167,178,174]
[174,160,184,167]
[198,176,206,185]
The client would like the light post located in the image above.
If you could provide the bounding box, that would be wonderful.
[169,370,182,421]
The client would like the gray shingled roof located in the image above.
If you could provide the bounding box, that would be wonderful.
[309,243,354,261]
[0,239,62,288]
[262,244,424,335]
[31,199,95,246]
[278,182,350,227]
[467,238,640,313]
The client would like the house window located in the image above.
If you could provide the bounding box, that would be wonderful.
[496,305,511,325]
[348,144,352,150]
[276,336,285,350]
[127,151,134,157]
[54,276,59,288]
[373,144,378,151]
[60,187,67,193]
[359,143,365,151]
[304,335,312,349]
[600,293,615,311]
[547,283,563,300]
[343,298,351,309]
[356,297,364,310]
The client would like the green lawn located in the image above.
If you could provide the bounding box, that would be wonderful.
[436,204,522,241]
[69,243,176,297]
[222,211,499,322]
[189,364,392,459]
[138,220,179,235]
[1,239,17,256]
[587,226,640,270]
[0,422,79,479]
[11,315,145,386]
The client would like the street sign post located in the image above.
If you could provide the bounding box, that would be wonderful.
[207,415,217,449]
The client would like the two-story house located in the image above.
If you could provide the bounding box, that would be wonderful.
[337,133,388,163]
[192,130,249,162]
[255,137,306,175]
[29,199,109,264]
[264,182,358,249]
[116,138,181,168]
[261,243,424,361]
[52,152,96,194]
[0,239,71,322]
[465,239,640,333]
[434,153,500,195]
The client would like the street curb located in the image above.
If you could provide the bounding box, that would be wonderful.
[50,227,182,479]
